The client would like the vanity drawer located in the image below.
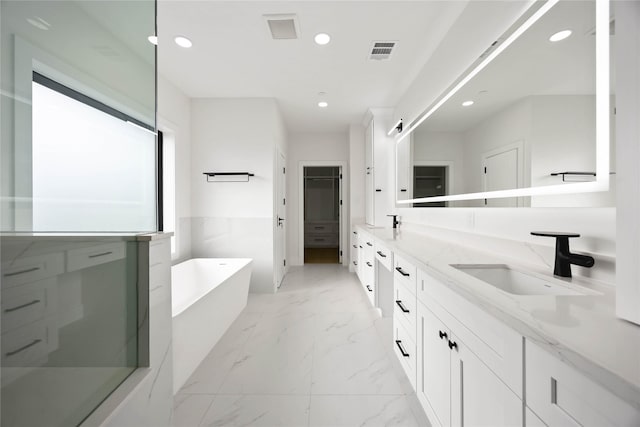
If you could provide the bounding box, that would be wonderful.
[305,233,339,247]
[1,253,64,288]
[66,242,126,272]
[375,241,393,271]
[394,281,417,336]
[2,316,57,366]
[394,254,417,293]
[304,222,336,233]
[1,278,57,333]
[394,322,417,391]
[526,341,640,427]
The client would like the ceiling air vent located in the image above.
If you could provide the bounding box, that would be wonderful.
[264,14,299,40]
[369,41,396,61]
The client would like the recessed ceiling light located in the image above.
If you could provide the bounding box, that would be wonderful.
[549,30,572,42]
[148,36,158,45]
[318,101,328,108]
[314,33,331,45]
[174,36,193,48]
[27,16,51,31]
[462,100,474,107]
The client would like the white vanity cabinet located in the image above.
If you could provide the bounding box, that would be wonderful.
[526,341,640,427]
[350,230,359,272]
[352,227,376,307]
[359,230,376,306]
[416,268,523,427]
[392,254,418,390]
[363,109,394,227]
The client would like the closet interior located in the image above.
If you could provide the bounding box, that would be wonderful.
[303,166,341,263]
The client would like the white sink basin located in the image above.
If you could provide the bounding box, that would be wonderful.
[450,264,598,296]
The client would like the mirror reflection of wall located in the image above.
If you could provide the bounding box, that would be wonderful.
[396,0,615,208]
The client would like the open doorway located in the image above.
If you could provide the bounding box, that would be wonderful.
[303,166,342,264]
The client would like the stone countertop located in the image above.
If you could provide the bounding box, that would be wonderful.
[355,224,640,408]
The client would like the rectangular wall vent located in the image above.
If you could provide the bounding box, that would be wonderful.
[264,14,299,40]
[369,41,397,61]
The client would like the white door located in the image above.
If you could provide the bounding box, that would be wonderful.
[396,136,411,201]
[449,333,522,427]
[275,150,286,288]
[418,303,451,427]
[365,120,374,225]
[483,145,520,207]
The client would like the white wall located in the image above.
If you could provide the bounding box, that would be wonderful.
[286,132,349,266]
[158,76,192,263]
[412,130,465,196]
[190,98,286,293]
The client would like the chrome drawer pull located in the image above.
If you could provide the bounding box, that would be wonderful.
[4,267,40,277]
[6,339,42,357]
[395,300,410,313]
[89,251,113,259]
[376,251,387,258]
[4,299,41,313]
[395,340,410,357]
[395,267,410,277]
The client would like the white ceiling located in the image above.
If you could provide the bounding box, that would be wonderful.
[157,1,466,133]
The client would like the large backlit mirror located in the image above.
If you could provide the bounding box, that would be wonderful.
[396,0,613,208]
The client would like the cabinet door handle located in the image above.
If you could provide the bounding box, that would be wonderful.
[438,330,448,340]
[395,300,410,313]
[366,285,373,292]
[353,231,357,235]
[353,261,358,266]
[4,299,41,313]
[6,339,42,357]
[366,262,373,267]
[366,242,373,247]
[395,340,410,357]
[353,245,357,249]
[88,251,113,259]
[400,189,407,192]
[376,251,387,258]
[395,267,410,277]
[375,189,382,192]
[359,245,363,249]
[448,340,458,351]
[3,267,40,277]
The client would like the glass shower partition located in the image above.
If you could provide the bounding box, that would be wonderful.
[1,235,140,426]
[1,0,156,425]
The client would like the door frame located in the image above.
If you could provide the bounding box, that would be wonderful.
[298,160,348,266]
[274,148,287,289]
[481,140,525,207]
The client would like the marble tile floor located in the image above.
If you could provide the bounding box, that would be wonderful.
[173,264,430,427]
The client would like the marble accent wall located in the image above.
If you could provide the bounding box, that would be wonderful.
[191,217,274,293]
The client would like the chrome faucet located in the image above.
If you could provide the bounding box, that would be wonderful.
[531,232,594,278]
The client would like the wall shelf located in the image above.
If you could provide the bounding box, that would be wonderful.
[550,171,596,182]
[203,172,254,182]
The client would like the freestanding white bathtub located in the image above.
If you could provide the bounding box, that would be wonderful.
[171,258,252,393]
